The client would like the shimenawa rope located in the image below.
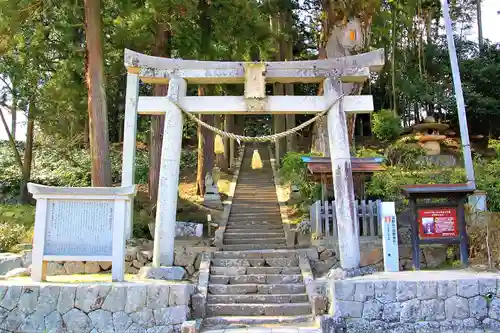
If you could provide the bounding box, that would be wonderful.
[168,94,345,143]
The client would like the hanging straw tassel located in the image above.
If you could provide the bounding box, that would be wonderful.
[214,134,224,154]
[251,149,263,169]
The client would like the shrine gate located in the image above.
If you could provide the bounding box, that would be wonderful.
[121,48,384,270]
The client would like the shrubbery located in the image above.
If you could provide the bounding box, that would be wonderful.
[372,109,402,141]
[0,141,197,202]
[0,205,34,252]
[280,152,321,203]
[385,140,425,169]
[0,223,26,252]
[366,167,466,211]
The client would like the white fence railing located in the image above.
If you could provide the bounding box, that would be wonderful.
[310,199,382,238]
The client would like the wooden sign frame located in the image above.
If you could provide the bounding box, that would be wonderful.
[402,183,474,270]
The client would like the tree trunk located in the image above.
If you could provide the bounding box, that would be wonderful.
[20,106,34,204]
[196,0,214,196]
[215,115,228,171]
[477,0,483,54]
[284,29,296,152]
[224,115,234,169]
[84,0,112,187]
[196,87,215,196]
[391,3,397,115]
[149,86,166,203]
[11,94,16,139]
[149,23,171,202]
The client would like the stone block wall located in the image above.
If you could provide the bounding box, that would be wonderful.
[328,274,500,332]
[0,281,195,332]
[0,240,216,279]
[311,240,448,277]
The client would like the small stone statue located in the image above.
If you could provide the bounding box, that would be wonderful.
[203,172,222,209]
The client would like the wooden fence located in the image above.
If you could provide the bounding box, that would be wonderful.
[310,199,382,238]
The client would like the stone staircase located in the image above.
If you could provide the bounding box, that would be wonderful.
[203,250,314,329]
[222,144,286,251]
[201,145,319,331]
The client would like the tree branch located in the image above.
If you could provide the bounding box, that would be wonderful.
[0,107,25,173]
[0,76,14,95]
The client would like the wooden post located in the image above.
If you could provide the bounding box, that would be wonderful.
[324,77,360,269]
[152,77,187,267]
[121,73,139,239]
[274,115,286,164]
[224,115,235,168]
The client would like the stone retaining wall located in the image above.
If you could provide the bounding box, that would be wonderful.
[1,239,216,280]
[310,241,448,277]
[327,271,500,332]
[0,281,195,332]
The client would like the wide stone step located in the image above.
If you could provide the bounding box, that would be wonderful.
[214,250,297,259]
[202,315,314,328]
[209,274,302,284]
[207,294,308,304]
[210,266,301,275]
[225,225,283,230]
[227,219,281,222]
[224,233,284,240]
[208,284,306,295]
[223,228,285,234]
[223,238,285,245]
[230,207,279,211]
[222,244,288,251]
[227,214,281,219]
[211,257,299,267]
[207,303,311,317]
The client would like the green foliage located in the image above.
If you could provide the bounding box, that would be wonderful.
[180,150,197,169]
[474,158,500,212]
[0,205,35,228]
[366,167,466,211]
[385,141,425,169]
[0,205,34,251]
[0,140,196,201]
[280,152,321,203]
[355,146,384,158]
[0,222,26,252]
[371,109,402,141]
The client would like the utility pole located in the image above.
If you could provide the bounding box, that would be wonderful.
[441,0,476,188]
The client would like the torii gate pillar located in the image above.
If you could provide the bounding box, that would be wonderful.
[325,78,360,269]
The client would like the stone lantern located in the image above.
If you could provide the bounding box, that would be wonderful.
[412,116,449,156]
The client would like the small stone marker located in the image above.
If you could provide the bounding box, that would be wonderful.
[380,202,399,272]
[28,183,136,282]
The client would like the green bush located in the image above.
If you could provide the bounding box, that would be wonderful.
[0,223,26,252]
[475,158,500,212]
[372,109,402,141]
[180,150,197,169]
[280,152,321,203]
[0,140,198,201]
[366,167,466,211]
[385,141,425,169]
[355,146,384,158]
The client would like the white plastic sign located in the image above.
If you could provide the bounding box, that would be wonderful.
[380,202,399,272]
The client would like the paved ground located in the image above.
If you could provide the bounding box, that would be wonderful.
[349,269,500,281]
[202,326,321,333]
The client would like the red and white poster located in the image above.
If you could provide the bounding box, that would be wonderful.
[418,208,458,238]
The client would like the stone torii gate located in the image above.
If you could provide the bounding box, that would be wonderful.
[121,48,384,271]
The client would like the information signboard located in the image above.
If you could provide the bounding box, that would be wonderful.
[418,208,458,238]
